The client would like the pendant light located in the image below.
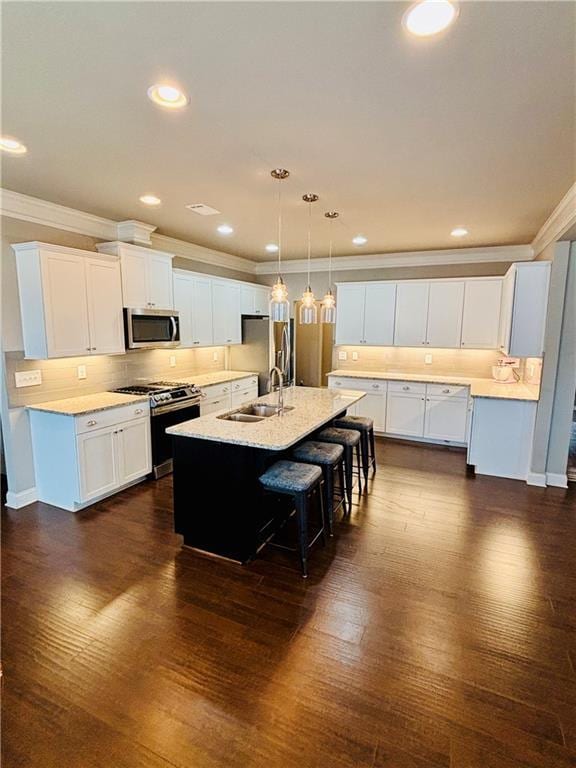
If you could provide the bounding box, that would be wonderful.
[299,193,319,325]
[269,168,290,322]
[321,211,338,324]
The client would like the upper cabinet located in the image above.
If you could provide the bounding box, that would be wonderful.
[241,284,270,316]
[335,283,396,346]
[460,279,502,349]
[13,242,124,359]
[394,282,429,346]
[499,262,550,358]
[212,281,241,345]
[95,242,174,309]
[426,281,464,348]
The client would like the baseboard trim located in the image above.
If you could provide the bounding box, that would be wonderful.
[546,472,568,488]
[526,472,547,487]
[6,486,38,509]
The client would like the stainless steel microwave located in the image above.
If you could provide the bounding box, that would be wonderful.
[124,308,180,349]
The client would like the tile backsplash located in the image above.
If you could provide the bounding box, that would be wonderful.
[5,347,228,407]
[333,346,502,379]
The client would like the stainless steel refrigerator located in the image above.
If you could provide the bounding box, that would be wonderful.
[229,315,294,395]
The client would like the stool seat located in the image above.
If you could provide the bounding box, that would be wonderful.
[317,427,361,447]
[259,460,322,493]
[293,441,344,466]
[334,415,373,432]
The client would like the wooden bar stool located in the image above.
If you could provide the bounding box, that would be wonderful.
[293,441,347,536]
[259,460,326,578]
[334,415,376,486]
[316,427,362,507]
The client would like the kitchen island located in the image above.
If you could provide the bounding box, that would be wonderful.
[167,386,365,562]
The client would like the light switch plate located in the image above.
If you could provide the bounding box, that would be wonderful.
[169,355,176,368]
[213,351,219,362]
[424,354,433,365]
[15,370,42,388]
[352,351,359,361]
[338,351,347,361]
[77,365,87,380]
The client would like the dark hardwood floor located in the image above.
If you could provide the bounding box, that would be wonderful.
[3,438,576,767]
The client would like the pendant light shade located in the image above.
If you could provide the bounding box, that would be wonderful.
[299,193,319,325]
[321,211,339,324]
[269,168,290,323]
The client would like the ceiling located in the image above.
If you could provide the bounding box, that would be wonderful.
[2,1,575,262]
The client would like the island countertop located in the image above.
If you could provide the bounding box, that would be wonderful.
[167,386,365,450]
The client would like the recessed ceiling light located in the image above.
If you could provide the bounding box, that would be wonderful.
[217,224,234,235]
[139,194,162,206]
[265,243,279,253]
[403,0,459,37]
[352,235,368,246]
[0,136,27,155]
[451,226,468,237]
[147,83,188,109]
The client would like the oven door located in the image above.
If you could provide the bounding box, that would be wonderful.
[125,308,180,349]
[151,401,200,478]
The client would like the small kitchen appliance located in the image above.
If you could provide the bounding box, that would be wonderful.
[111,381,203,477]
[491,357,520,384]
[124,308,180,349]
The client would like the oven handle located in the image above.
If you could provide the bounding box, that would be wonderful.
[151,398,203,416]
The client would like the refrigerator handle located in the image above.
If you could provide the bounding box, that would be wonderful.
[281,323,290,379]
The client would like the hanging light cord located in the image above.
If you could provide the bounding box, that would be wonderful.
[307,200,312,289]
[277,180,282,279]
[328,224,333,292]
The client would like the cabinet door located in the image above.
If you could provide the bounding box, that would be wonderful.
[498,268,515,353]
[386,392,426,436]
[117,419,151,484]
[394,282,429,347]
[191,277,214,346]
[355,392,386,431]
[507,263,550,358]
[212,282,241,345]
[85,258,124,355]
[231,388,256,407]
[41,251,91,357]
[461,279,502,349]
[254,287,270,316]
[241,286,255,315]
[424,396,468,442]
[426,281,464,348]
[200,393,232,415]
[148,253,174,309]
[335,284,366,345]
[120,249,148,308]
[173,273,194,347]
[226,284,242,344]
[76,426,119,502]
[363,283,396,345]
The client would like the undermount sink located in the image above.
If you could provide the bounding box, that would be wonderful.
[217,403,295,422]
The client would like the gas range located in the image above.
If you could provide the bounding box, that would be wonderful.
[111,381,204,412]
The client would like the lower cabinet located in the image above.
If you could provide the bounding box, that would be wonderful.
[386,390,426,437]
[200,376,258,415]
[29,401,152,512]
[423,384,469,442]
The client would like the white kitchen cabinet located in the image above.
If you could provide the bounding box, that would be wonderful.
[386,383,427,436]
[394,282,429,347]
[173,271,194,347]
[241,285,269,316]
[96,242,174,309]
[335,282,395,346]
[461,279,502,349]
[29,401,151,512]
[13,242,124,359]
[212,281,241,345]
[425,281,464,348]
[191,276,214,346]
[354,392,387,432]
[424,389,468,442]
[499,262,550,358]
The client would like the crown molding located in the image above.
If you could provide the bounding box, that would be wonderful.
[531,181,576,256]
[254,244,534,275]
[1,188,256,274]
[1,188,117,239]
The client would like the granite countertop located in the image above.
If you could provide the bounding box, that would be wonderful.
[327,370,539,402]
[26,392,149,416]
[176,370,258,388]
[167,386,366,450]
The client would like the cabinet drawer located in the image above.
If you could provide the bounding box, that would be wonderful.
[388,381,426,396]
[426,384,469,399]
[75,402,150,434]
[201,382,232,399]
[231,376,258,391]
[329,376,378,391]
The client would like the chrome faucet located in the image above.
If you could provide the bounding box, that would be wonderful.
[268,366,284,413]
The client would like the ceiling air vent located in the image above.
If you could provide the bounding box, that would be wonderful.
[185,203,221,216]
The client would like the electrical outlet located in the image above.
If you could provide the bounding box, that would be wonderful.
[424,354,433,365]
[77,365,87,380]
[352,351,359,361]
[213,351,219,362]
[169,355,176,368]
[14,370,42,388]
[338,351,347,361]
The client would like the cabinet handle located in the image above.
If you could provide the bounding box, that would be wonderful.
[335,382,342,386]
[118,429,123,433]
[372,384,379,389]
[442,389,450,394]
[426,398,430,401]
[86,347,91,351]
[402,386,410,391]
[226,339,232,343]
[135,408,144,415]
[91,347,96,351]
[193,341,200,345]
[87,419,97,426]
